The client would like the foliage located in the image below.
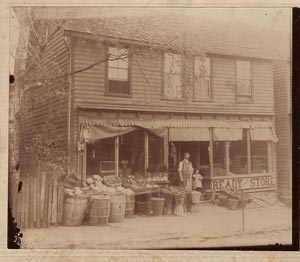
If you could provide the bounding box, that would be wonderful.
[25,117,68,180]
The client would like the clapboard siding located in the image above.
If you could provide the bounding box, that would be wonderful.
[273,61,291,199]
[19,21,70,175]
[72,38,274,115]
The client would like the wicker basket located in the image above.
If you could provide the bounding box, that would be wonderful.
[190,191,201,204]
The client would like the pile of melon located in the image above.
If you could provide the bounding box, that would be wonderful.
[84,175,134,196]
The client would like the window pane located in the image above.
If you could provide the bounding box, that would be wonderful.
[165,53,181,74]
[195,77,210,99]
[164,73,182,99]
[237,60,251,80]
[108,67,118,80]
[108,59,118,68]
[229,130,248,175]
[204,57,211,76]
[172,74,182,98]
[117,68,128,80]
[237,80,251,96]
[109,47,119,57]
[118,58,128,69]
[109,80,130,94]
[195,56,210,76]
[251,141,268,173]
[213,141,226,176]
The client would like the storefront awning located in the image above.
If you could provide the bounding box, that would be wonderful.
[85,125,138,143]
[169,127,210,141]
[81,116,274,129]
[249,127,278,142]
[213,128,243,141]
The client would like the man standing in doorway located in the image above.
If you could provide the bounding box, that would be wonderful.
[178,152,193,192]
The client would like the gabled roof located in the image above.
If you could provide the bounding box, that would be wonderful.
[58,14,289,61]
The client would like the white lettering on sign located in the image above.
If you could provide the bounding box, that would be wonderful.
[211,176,276,191]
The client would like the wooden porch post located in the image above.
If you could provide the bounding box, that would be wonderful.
[115,136,119,177]
[164,135,169,169]
[246,130,251,175]
[83,143,87,183]
[267,141,273,173]
[225,142,230,175]
[209,128,214,179]
[144,131,149,175]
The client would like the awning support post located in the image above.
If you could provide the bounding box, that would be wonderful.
[246,130,251,175]
[225,142,230,176]
[83,143,87,184]
[209,128,214,180]
[144,131,149,175]
[115,136,119,177]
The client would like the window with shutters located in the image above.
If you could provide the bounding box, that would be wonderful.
[163,53,182,99]
[194,56,212,100]
[107,47,130,96]
[236,60,252,103]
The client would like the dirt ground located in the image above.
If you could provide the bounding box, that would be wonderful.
[21,202,292,249]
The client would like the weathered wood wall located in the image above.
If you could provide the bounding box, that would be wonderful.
[19,20,70,175]
[273,60,292,200]
[71,37,274,115]
[16,20,70,228]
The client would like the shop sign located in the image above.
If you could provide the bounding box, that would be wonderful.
[211,176,276,191]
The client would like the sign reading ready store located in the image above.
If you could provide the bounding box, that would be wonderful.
[211,175,276,190]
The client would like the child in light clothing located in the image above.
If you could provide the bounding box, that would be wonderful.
[192,169,203,192]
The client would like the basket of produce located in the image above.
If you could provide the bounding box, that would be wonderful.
[103,175,122,187]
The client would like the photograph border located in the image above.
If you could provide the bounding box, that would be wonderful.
[1,0,300,260]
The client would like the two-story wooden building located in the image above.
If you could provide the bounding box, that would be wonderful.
[20,15,287,195]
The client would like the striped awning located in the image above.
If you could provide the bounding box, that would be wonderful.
[169,127,210,141]
[213,128,243,141]
[81,116,274,129]
[250,127,278,142]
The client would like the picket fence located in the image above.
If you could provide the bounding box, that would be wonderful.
[10,172,65,230]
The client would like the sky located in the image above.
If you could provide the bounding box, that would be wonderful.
[9,7,291,73]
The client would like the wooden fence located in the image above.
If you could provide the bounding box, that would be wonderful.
[10,172,65,230]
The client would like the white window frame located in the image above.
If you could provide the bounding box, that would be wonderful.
[163,52,182,100]
[194,56,212,101]
[236,60,252,103]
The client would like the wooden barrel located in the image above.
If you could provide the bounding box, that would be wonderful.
[125,194,135,218]
[190,191,201,204]
[163,193,174,215]
[63,196,88,226]
[151,197,165,216]
[109,194,126,223]
[89,195,110,226]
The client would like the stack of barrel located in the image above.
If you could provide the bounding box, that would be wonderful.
[62,192,136,226]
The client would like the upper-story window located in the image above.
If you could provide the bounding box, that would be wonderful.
[164,53,182,99]
[194,56,211,100]
[236,60,252,102]
[107,47,130,96]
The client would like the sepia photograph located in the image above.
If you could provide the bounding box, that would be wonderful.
[8,6,292,250]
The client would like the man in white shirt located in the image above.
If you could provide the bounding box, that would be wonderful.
[178,152,193,192]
